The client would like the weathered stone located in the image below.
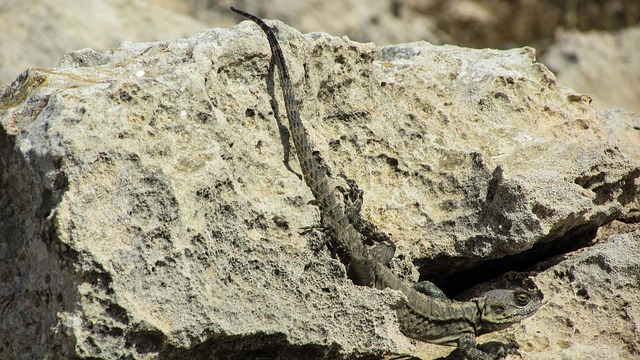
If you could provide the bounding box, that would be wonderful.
[598,107,640,162]
[0,0,208,84]
[408,0,640,49]
[521,224,640,359]
[1,18,639,359]
[541,26,640,113]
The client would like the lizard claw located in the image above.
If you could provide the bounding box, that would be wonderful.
[336,173,392,245]
[476,340,521,359]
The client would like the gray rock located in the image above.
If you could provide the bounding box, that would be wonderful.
[1,19,639,359]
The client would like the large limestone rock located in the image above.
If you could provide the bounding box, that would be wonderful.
[1,18,639,359]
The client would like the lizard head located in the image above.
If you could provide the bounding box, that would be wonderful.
[475,287,543,334]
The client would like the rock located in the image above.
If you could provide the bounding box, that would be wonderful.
[410,0,640,49]
[541,27,640,113]
[1,17,639,359]
[158,0,448,46]
[0,0,208,85]
[162,0,640,49]
[598,108,640,162]
[522,223,640,359]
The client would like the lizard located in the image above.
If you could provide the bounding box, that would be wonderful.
[230,8,542,359]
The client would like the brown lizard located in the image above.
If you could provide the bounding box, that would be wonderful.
[231,7,542,359]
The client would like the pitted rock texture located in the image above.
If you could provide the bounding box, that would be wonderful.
[518,224,640,360]
[1,19,639,359]
[4,0,640,114]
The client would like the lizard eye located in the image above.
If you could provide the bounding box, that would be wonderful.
[491,305,505,315]
[515,292,531,306]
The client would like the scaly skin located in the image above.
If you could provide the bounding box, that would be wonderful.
[231,8,542,359]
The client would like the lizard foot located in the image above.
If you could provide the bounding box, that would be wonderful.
[477,340,521,359]
[335,174,396,265]
[335,173,392,244]
[454,334,521,360]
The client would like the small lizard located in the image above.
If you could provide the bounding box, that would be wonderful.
[231,8,542,359]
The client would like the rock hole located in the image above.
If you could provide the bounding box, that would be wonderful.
[416,225,599,298]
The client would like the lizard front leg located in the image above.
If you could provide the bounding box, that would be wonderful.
[336,174,396,264]
[336,174,393,244]
[458,333,493,360]
[458,333,505,360]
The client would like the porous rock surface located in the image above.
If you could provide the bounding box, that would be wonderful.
[1,19,639,359]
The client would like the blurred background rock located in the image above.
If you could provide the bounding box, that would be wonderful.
[1,0,639,112]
